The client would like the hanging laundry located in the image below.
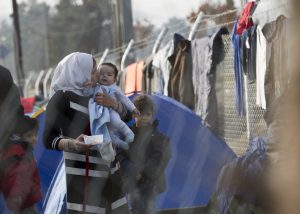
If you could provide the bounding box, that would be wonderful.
[191,27,228,134]
[124,61,144,95]
[152,41,174,95]
[241,25,257,84]
[262,15,289,107]
[142,55,154,93]
[236,1,255,35]
[168,34,194,110]
[256,25,267,109]
[232,20,245,116]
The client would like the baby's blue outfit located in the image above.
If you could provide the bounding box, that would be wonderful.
[89,83,136,150]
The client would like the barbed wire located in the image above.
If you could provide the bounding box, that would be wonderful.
[95,2,289,59]
[95,25,191,59]
[94,9,240,57]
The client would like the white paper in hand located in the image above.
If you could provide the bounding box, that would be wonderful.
[83,135,103,146]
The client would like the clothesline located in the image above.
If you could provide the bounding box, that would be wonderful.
[96,16,236,59]
[94,25,190,58]
[95,25,191,59]
[94,9,241,57]
[96,25,192,62]
[202,9,239,18]
[195,20,236,33]
[131,9,239,47]
[96,19,234,60]
[95,2,289,60]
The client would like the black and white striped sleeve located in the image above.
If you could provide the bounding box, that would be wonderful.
[43,92,66,151]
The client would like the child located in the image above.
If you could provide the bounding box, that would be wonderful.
[89,62,139,151]
[0,116,42,213]
[116,94,171,214]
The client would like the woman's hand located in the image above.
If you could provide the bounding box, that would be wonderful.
[59,134,92,152]
[95,92,117,109]
[72,134,91,151]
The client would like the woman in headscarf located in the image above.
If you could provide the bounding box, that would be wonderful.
[0,65,24,148]
[0,66,42,213]
[43,52,129,213]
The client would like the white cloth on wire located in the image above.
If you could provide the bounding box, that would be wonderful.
[256,26,267,109]
[152,41,174,95]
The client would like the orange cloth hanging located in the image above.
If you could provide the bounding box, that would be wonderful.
[125,61,144,95]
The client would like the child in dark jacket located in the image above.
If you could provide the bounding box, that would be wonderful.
[0,116,42,214]
[116,94,171,214]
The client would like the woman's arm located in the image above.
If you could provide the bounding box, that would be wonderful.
[58,135,91,152]
[43,92,65,150]
[43,92,91,152]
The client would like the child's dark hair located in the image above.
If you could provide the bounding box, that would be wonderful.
[101,62,118,77]
[133,94,155,114]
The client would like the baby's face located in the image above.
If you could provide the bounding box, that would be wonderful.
[98,65,116,86]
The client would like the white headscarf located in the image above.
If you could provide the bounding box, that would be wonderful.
[50,52,94,98]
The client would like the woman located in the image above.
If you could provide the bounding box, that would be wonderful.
[43,52,130,213]
[0,65,25,148]
[0,66,42,213]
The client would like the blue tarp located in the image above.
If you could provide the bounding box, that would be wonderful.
[151,94,236,209]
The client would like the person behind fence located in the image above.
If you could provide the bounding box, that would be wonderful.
[88,62,140,151]
[0,116,42,214]
[116,94,171,214]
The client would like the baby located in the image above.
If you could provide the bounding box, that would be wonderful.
[88,62,139,151]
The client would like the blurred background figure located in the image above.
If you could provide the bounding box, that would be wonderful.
[268,0,300,213]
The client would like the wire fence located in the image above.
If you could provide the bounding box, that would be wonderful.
[24,31,267,156]
[217,35,267,155]
[93,34,268,156]
[27,5,279,156]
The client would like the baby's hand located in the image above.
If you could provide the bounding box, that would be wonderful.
[133,109,140,116]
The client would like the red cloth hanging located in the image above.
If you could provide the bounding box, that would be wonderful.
[20,97,35,114]
[236,1,255,35]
